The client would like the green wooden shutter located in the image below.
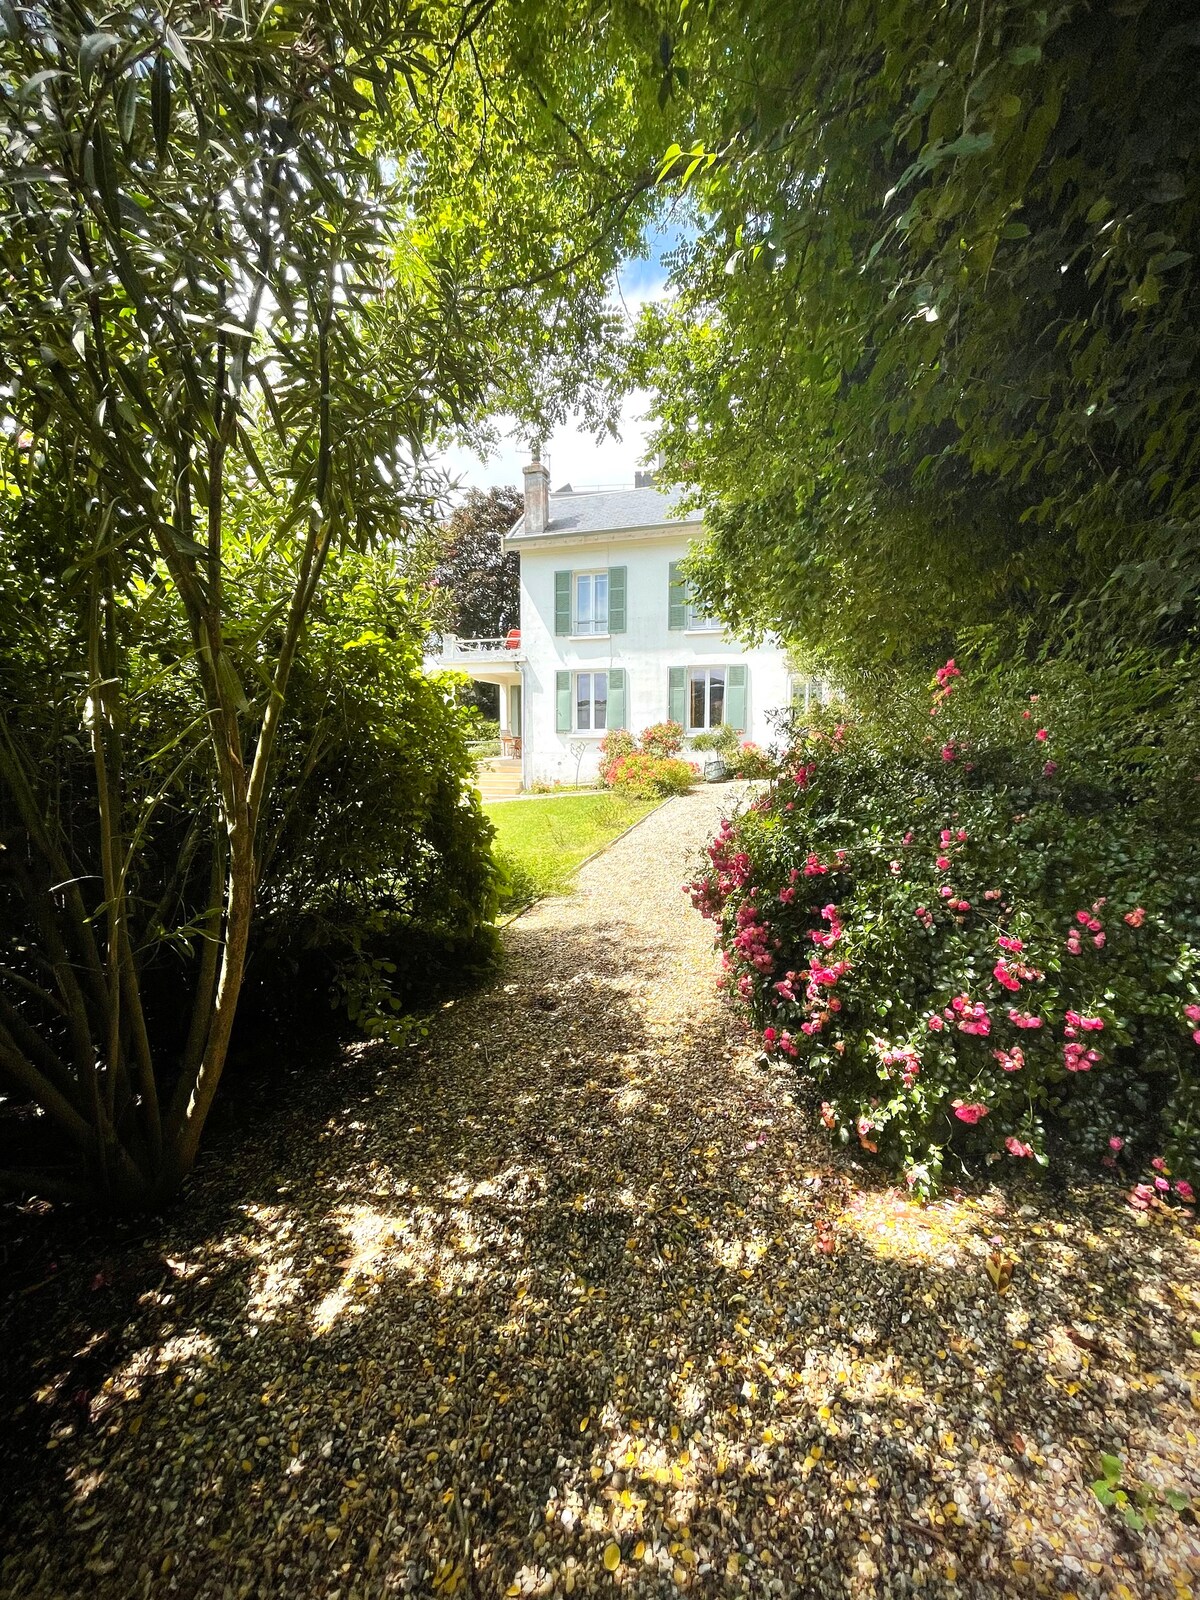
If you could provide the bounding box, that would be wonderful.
[555,670,571,732]
[668,665,686,724]
[726,664,748,731]
[608,668,626,730]
[608,566,626,633]
[668,562,687,630]
[554,571,571,636]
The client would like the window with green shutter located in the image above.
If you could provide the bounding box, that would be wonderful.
[608,667,626,730]
[726,664,748,731]
[555,670,571,732]
[554,571,571,636]
[608,566,626,633]
[668,562,687,630]
[668,665,686,723]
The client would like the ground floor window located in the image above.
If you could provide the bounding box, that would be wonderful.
[576,670,608,731]
[790,676,829,711]
[689,666,726,730]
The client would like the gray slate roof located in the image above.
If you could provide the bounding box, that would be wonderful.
[509,483,703,540]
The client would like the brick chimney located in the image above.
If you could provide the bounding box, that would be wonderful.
[523,445,550,535]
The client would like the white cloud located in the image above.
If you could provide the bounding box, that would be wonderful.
[440,388,656,493]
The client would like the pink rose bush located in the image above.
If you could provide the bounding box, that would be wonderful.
[686,670,1200,1196]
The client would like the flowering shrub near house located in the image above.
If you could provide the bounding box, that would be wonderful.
[687,663,1200,1198]
[598,727,637,785]
[599,722,697,797]
[728,740,775,780]
[639,720,685,758]
[607,751,697,798]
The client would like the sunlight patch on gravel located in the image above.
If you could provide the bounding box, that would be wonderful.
[2,787,1199,1599]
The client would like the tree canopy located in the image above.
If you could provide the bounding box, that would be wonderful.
[0,0,675,1205]
[427,487,523,641]
[633,0,1200,686]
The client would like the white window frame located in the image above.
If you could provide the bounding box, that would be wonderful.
[572,569,609,636]
[686,601,722,633]
[575,670,609,733]
[790,676,828,712]
[687,665,726,731]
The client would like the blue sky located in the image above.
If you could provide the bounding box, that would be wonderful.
[439,221,683,493]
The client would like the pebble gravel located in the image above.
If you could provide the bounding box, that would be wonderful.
[2,785,1199,1599]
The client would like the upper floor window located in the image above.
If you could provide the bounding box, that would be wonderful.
[555,567,625,635]
[574,570,608,635]
[669,561,721,632]
[687,602,722,632]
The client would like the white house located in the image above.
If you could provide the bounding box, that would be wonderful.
[431,452,802,789]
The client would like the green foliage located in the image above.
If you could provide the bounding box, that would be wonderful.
[690,725,740,755]
[688,666,1200,1195]
[727,741,774,780]
[487,793,655,909]
[636,0,1200,686]
[1091,1451,1192,1534]
[424,488,523,640]
[252,547,499,995]
[0,0,673,1204]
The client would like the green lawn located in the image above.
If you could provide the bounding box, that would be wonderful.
[486,792,658,909]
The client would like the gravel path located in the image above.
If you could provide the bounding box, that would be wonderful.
[2,786,1199,1599]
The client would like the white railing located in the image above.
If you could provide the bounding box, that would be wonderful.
[430,633,523,661]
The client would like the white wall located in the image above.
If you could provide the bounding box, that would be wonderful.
[518,530,792,784]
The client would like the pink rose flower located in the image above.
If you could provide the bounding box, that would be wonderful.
[1176,1180,1195,1203]
[1005,1136,1033,1158]
[952,1101,988,1124]
[1007,1009,1043,1029]
[1124,906,1145,927]
[1035,728,1049,742]
[1108,1135,1124,1152]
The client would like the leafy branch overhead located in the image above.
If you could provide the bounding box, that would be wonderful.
[634,0,1200,684]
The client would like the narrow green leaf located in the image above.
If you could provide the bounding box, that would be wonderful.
[163,25,192,72]
[91,120,122,228]
[115,73,138,146]
[79,31,121,93]
[151,55,171,162]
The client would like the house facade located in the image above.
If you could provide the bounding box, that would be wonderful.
[431,452,799,789]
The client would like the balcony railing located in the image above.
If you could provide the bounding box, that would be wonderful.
[427,633,524,664]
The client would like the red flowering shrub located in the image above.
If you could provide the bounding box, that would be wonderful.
[728,740,775,779]
[609,752,697,799]
[600,721,689,787]
[598,727,636,786]
[687,666,1200,1196]
[639,720,685,758]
